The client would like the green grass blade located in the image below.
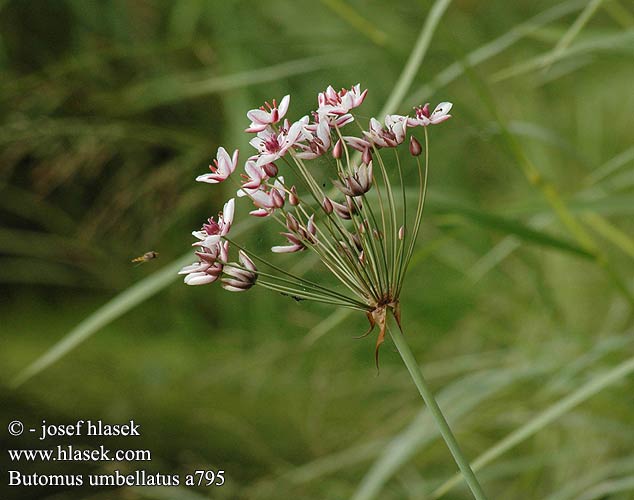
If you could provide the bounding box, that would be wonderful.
[351,365,545,500]
[431,354,634,498]
[124,55,342,111]
[577,476,634,500]
[11,216,260,388]
[545,455,634,500]
[10,252,194,388]
[542,0,606,71]
[378,0,452,117]
[405,0,587,106]
[491,30,634,83]
[586,145,634,185]
[320,0,388,46]
[430,202,595,259]
[583,212,634,259]
[302,308,351,346]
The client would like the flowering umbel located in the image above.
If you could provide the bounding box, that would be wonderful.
[182,85,452,363]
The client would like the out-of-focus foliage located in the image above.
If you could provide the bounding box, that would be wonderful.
[1,1,633,499]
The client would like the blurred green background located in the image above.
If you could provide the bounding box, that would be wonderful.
[1,1,634,499]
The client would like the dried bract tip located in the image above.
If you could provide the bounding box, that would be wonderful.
[409,136,422,156]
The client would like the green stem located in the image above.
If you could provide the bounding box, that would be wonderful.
[388,325,489,500]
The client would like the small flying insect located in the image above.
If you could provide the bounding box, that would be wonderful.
[131,251,159,266]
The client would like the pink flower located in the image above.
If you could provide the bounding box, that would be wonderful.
[245,95,290,133]
[240,158,269,190]
[363,115,408,148]
[296,119,331,159]
[305,110,354,132]
[179,241,228,286]
[407,102,453,127]
[196,147,239,184]
[192,198,235,248]
[317,84,368,116]
[271,231,305,253]
[250,119,305,167]
[343,135,372,152]
[240,177,286,217]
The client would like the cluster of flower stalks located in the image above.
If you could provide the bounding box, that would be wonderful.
[181,84,452,361]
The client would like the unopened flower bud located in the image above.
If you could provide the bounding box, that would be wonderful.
[286,213,300,232]
[332,138,343,159]
[351,233,363,251]
[263,163,278,177]
[362,147,372,165]
[289,185,299,206]
[359,250,366,265]
[322,197,334,214]
[304,215,318,244]
[398,225,405,240]
[346,195,361,215]
[272,189,285,208]
[409,136,422,156]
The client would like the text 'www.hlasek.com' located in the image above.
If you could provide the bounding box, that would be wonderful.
[6,419,225,488]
